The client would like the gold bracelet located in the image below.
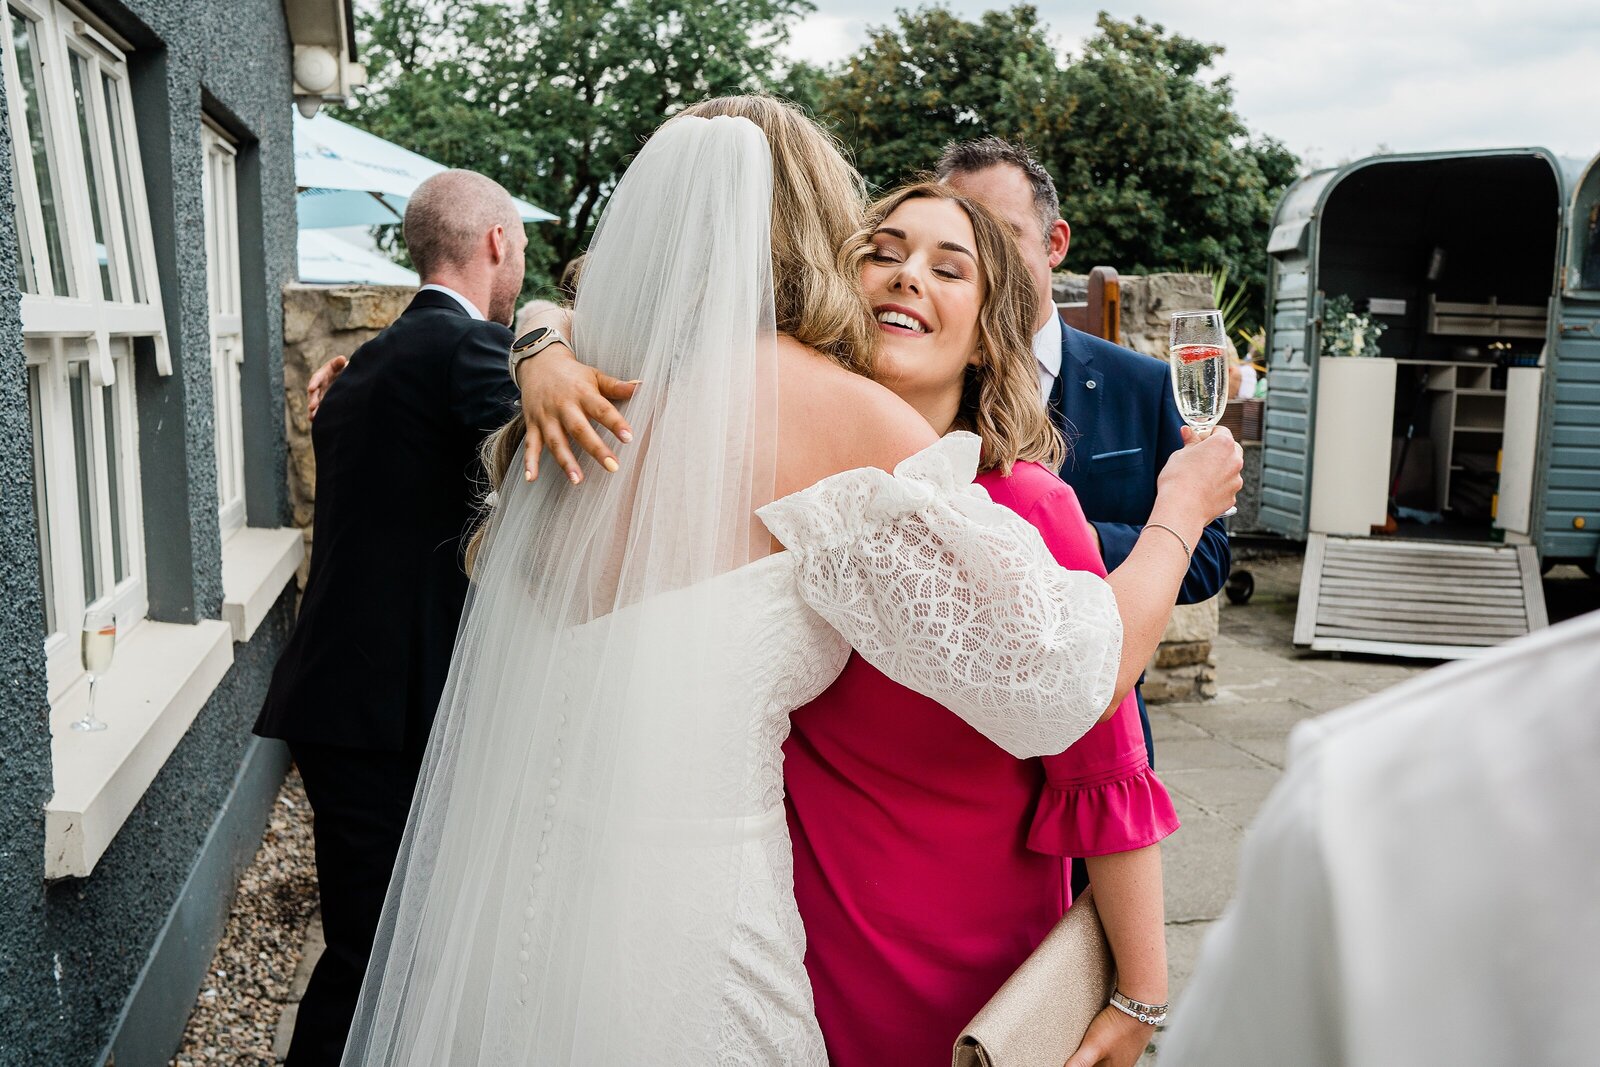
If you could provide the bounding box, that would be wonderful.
[1145,522,1191,562]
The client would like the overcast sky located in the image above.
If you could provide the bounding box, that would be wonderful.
[784,0,1600,171]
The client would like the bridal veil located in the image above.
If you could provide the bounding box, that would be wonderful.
[342,114,780,1064]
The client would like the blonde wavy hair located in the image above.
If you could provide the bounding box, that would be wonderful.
[847,182,1065,475]
[468,95,876,573]
[680,94,878,374]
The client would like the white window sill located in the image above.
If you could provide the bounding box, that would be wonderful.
[221,526,305,643]
[46,618,234,879]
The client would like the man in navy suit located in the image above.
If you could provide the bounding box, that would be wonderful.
[940,138,1230,768]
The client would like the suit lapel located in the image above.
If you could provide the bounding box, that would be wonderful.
[1056,325,1103,471]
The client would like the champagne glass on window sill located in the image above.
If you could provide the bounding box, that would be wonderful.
[71,606,116,732]
[1169,310,1238,517]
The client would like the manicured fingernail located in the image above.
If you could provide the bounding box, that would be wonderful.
[602,457,619,473]
[619,429,633,443]
[568,469,581,484]
[525,467,533,482]
[627,379,643,386]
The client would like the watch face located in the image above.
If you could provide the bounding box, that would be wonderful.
[512,326,551,352]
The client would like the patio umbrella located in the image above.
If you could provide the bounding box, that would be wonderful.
[298,229,420,286]
[294,109,557,229]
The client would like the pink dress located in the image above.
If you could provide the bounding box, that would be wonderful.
[783,460,1179,1065]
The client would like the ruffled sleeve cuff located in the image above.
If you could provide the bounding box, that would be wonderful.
[755,431,991,552]
[1027,763,1181,858]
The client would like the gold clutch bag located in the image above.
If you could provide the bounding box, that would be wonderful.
[951,887,1114,1067]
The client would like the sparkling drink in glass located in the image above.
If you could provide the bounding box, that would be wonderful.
[1169,311,1229,433]
[1168,310,1236,516]
[71,607,116,732]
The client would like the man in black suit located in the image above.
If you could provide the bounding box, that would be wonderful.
[257,169,525,1065]
[939,139,1232,768]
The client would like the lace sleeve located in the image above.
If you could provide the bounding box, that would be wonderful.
[757,432,1123,758]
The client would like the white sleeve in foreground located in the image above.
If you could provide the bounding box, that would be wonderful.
[1158,738,1344,1067]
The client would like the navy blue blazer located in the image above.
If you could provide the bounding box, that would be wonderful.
[1050,324,1230,769]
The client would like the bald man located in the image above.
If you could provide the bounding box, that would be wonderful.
[258,170,526,1065]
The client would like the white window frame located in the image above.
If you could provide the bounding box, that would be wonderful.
[202,119,246,536]
[25,335,146,696]
[6,0,168,697]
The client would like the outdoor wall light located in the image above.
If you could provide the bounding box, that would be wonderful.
[294,45,340,95]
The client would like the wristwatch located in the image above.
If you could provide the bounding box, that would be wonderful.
[508,326,572,380]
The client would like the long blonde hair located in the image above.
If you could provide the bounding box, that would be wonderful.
[679,95,876,373]
[468,95,877,572]
[848,182,1065,475]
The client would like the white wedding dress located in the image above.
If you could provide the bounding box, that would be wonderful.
[342,116,1121,1066]
[571,433,1123,1063]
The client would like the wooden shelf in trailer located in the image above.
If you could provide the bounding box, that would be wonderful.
[1426,294,1547,339]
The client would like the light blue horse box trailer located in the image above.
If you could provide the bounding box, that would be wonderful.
[1257,147,1600,658]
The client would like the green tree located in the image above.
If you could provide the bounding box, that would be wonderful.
[346,0,812,296]
[814,6,1065,192]
[1049,14,1297,314]
[811,7,1299,331]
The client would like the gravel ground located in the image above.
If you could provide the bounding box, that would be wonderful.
[171,768,318,1065]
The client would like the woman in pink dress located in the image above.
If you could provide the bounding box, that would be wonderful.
[786,183,1204,1067]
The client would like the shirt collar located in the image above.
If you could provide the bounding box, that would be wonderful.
[418,283,486,321]
[1032,310,1063,378]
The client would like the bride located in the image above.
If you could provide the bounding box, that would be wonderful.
[342,100,1127,1065]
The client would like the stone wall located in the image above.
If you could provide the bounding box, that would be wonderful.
[282,284,415,581]
[1142,598,1220,703]
[1053,270,1214,361]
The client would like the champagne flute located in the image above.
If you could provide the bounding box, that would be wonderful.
[72,607,116,732]
[1168,310,1237,517]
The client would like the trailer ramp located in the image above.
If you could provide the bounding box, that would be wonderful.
[1294,535,1548,660]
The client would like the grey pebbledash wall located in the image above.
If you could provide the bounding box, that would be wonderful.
[0,0,299,1062]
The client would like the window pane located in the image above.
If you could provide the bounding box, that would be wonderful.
[67,361,102,602]
[212,337,225,504]
[101,73,143,303]
[69,54,113,300]
[10,11,72,296]
[102,368,126,583]
[26,364,56,635]
[8,126,36,291]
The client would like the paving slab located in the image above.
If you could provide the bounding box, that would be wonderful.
[1209,668,1328,705]
[1161,793,1243,923]
[1301,655,1430,689]
[1165,698,1321,740]
[1285,677,1396,712]
[1228,734,1288,769]
[1163,919,1218,1002]
[1162,766,1284,829]
[1149,709,1208,742]
[1155,736,1267,770]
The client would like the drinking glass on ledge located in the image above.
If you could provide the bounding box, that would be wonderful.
[71,606,116,733]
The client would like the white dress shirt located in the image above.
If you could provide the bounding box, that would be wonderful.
[1033,310,1063,402]
[1160,609,1600,1066]
[419,283,485,321]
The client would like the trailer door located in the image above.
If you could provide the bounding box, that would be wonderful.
[1542,156,1600,563]
[1258,173,1335,538]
